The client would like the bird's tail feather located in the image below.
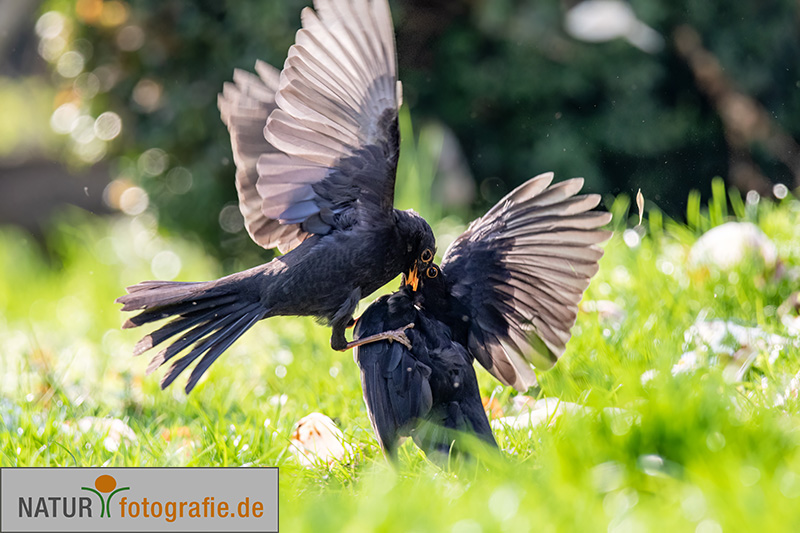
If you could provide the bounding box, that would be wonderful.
[116,277,266,393]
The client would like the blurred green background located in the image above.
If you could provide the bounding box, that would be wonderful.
[3,0,799,264]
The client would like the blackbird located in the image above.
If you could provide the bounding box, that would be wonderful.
[116,0,436,393]
[354,172,611,458]
[355,285,497,460]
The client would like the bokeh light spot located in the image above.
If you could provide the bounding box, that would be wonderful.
[451,520,482,533]
[781,470,800,498]
[151,250,182,280]
[695,519,722,533]
[75,138,107,164]
[35,12,66,40]
[133,79,163,112]
[100,1,129,27]
[73,72,100,99]
[117,25,144,51]
[773,183,788,199]
[119,186,149,215]
[56,51,85,78]
[69,115,96,144]
[219,204,244,233]
[76,0,103,24]
[50,103,80,134]
[94,112,122,141]
[139,148,168,176]
[38,35,67,62]
[622,229,641,248]
[103,178,132,209]
[488,485,519,521]
[166,167,193,194]
[94,64,122,92]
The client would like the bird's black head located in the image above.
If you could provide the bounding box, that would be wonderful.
[416,262,449,305]
[395,209,436,291]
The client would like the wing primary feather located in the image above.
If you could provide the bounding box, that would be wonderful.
[442,173,611,391]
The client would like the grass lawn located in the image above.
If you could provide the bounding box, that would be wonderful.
[3,180,800,532]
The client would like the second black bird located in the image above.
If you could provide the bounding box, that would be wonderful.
[355,285,497,460]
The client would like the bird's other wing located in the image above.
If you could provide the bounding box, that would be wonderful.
[354,294,432,458]
[441,172,613,392]
[259,0,402,235]
[218,60,309,253]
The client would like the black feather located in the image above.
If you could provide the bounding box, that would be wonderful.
[184,310,266,393]
[134,301,246,356]
[158,303,262,390]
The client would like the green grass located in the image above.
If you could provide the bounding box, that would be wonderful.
[4,186,800,532]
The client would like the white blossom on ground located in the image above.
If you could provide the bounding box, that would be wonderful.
[680,319,789,381]
[640,369,659,386]
[688,222,777,271]
[672,351,700,376]
[61,416,138,452]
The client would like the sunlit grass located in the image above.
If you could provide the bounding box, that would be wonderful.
[4,187,800,531]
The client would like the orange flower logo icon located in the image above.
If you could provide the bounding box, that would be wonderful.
[81,475,130,517]
[95,475,116,492]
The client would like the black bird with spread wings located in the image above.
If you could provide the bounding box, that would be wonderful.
[354,173,612,458]
[116,0,436,393]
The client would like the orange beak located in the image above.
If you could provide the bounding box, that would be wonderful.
[404,263,419,291]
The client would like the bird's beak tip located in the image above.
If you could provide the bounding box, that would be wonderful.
[404,264,419,291]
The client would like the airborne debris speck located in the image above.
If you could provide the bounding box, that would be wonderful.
[636,188,644,225]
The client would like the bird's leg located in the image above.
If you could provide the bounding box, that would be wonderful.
[341,323,415,351]
[330,288,361,351]
[329,288,414,350]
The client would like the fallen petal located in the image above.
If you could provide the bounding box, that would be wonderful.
[288,412,353,468]
[491,398,589,430]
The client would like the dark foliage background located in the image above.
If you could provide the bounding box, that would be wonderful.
[28,0,800,260]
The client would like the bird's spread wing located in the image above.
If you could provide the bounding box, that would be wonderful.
[441,172,612,391]
[258,0,401,239]
[219,0,400,252]
[218,61,309,253]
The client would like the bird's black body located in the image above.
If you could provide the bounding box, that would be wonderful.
[354,286,496,459]
[260,211,431,323]
[120,210,433,392]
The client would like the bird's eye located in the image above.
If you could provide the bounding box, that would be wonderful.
[421,249,433,263]
[426,266,438,278]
